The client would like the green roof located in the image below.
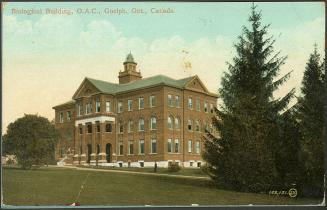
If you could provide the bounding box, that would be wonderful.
[125,52,135,63]
[53,100,75,109]
[86,75,194,95]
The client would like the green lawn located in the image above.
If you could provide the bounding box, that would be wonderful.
[2,167,321,206]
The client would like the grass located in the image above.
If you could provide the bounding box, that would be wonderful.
[77,165,208,177]
[2,167,322,206]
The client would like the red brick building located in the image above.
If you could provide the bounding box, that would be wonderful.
[53,53,218,167]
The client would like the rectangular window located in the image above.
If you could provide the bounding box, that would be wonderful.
[128,141,134,155]
[59,112,64,123]
[150,95,156,107]
[188,140,192,153]
[119,142,123,155]
[175,96,180,107]
[139,140,145,154]
[106,101,111,112]
[96,98,101,112]
[79,126,83,134]
[128,100,133,111]
[196,140,200,154]
[128,120,133,133]
[78,104,83,116]
[118,101,123,113]
[87,124,92,133]
[204,102,208,113]
[139,97,144,109]
[175,139,179,153]
[151,139,157,153]
[105,123,112,132]
[119,122,124,133]
[167,94,173,107]
[210,103,214,113]
[188,98,193,109]
[167,139,172,153]
[85,102,92,114]
[196,98,200,111]
[67,111,71,121]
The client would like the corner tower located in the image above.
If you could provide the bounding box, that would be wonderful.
[118,52,142,84]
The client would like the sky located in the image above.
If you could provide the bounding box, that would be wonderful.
[2,1,325,134]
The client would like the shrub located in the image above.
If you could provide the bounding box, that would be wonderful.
[168,162,181,172]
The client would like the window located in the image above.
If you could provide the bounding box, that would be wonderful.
[78,104,83,116]
[167,94,173,107]
[118,142,123,155]
[59,112,64,123]
[87,124,92,133]
[188,140,192,153]
[204,102,208,113]
[106,101,111,112]
[150,95,156,107]
[167,139,172,153]
[139,140,145,154]
[139,118,145,131]
[139,97,144,109]
[118,101,123,113]
[190,162,194,167]
[96,122,100,132]
[128,141,134,155]
[119,122,124,133]
[128,120,133,133]
[188,119,193,131]
[174,117,180,129]
[196,140,200,154]
[150,117,157,130]
[128,100,133,111]
[139,162,144,167]
[188,98,193,109]
[174,139,179,153]
[86,102,92,114]
[197,162,201,167]
[79,126,83,134]
[167,116,173,129]
[151,139,157,153]
[96,98,101,112]
[175,96,180,107]
[210,103,214,113]
[195,120,200,132]
[106,123,112,132]
[196,98,200,111]
[67,111,71,121]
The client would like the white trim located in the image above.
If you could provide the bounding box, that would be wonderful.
[75,116,115,126]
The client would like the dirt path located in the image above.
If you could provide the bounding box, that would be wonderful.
[56,165,210,180]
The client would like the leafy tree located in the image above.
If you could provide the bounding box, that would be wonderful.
[296,46,325,198]
[203,5,295,193]
[3,114,59,169]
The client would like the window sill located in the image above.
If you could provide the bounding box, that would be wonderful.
[149,153,157,155]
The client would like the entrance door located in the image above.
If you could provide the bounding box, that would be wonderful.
[106,143,111,163]
[87,144,92,163]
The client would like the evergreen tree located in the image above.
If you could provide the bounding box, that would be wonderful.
[203,5,295,192]
[297,46,325,198]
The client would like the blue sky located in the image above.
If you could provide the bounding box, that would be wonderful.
[2,1,325,133]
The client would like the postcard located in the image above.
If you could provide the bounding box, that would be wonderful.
[1,1,325,207]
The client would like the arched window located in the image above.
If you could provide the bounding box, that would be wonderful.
[139,118,145,131]
[167,116,173,129]
[175,117,180,129]
[150,117,157,130]
[195,120,200,132]
[188,119,193,131]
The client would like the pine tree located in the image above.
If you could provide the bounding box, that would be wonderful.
[297,46,325,198]
[203,5,295,192]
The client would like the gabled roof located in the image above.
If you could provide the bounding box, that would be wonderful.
[72,74,218,99]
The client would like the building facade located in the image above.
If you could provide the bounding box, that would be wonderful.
[53,53,218,168]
